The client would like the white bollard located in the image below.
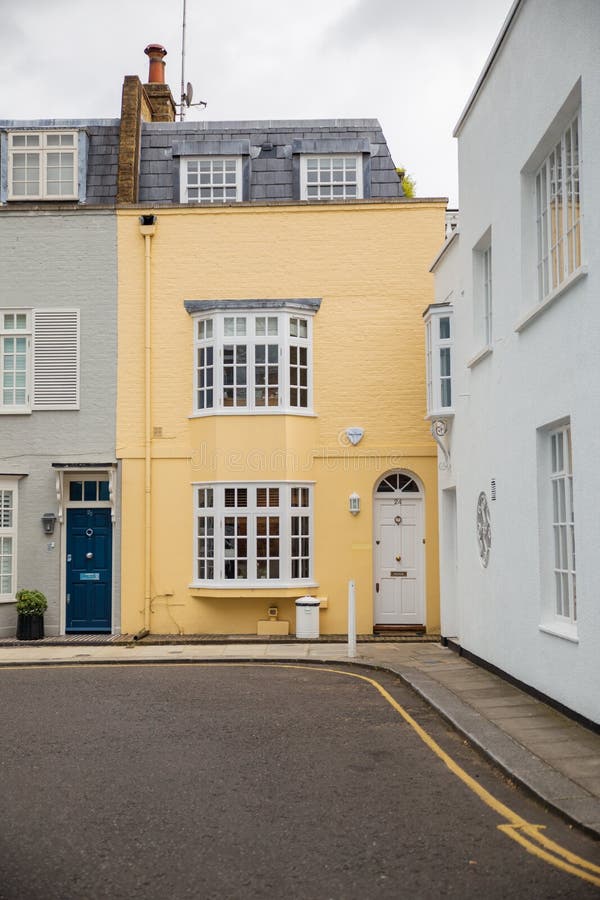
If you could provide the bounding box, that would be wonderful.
[348,580,357,658]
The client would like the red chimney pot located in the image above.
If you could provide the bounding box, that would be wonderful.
[144,44,167,84]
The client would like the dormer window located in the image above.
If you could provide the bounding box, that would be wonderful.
[8,132,78,200]
[181,157,242,203]
[300,155,363,201]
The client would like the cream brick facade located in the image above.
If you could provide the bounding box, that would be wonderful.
[117,200,445,636]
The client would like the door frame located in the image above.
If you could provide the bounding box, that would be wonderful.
[372,469,426,628]
[56,466,118,636]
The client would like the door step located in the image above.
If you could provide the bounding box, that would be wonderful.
[373,624,426,635]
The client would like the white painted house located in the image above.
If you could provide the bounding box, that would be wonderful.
[429,0,600,726]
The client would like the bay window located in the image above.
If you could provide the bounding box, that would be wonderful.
[186,300,320,415]
[423,303,453,417]
[194,482,314,587]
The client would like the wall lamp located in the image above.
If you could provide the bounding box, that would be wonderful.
[349,493,360,516]
[41,513,57,535]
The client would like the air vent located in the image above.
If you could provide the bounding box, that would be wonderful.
[491,479,496,501]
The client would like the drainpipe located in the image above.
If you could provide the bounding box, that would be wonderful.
[139,215,157,638]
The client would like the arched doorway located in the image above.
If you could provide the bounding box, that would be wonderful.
[373,471,425,628]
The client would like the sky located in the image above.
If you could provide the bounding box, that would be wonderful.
[1,0,514,206]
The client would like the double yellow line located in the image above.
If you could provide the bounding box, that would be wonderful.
[296,664,600,888]
[4,659,600,885]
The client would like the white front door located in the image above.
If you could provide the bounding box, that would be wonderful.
[374,496,424,626]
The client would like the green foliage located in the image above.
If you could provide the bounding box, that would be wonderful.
[16,589,48,616]
[396,167,416,198]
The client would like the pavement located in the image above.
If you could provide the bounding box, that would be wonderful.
[1,637,599,839]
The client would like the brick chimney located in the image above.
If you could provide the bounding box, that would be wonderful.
[143,44,176,123]
[117,45,176,203]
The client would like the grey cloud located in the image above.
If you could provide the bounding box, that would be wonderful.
[323,0,511,48]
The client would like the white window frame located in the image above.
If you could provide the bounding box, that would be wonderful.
[0,479,18,602]
[535,114,582,302]
[0,308,80,414]
[538,421,578,642]
[424,306,453,417]
[192,482,315,588]
[300,154,363,201]
[482,245,493,347]
[549,424,576,625]
[192,310,314,416]
[180,157,242,203]
[0,310,31,413]
[8,131,78,201]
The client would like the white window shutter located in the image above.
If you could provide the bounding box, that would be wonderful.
[32,309,80,410]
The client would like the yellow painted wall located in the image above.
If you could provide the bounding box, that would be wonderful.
[117,201,445,635]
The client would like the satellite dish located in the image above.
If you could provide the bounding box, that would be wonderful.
[186,82,193,107]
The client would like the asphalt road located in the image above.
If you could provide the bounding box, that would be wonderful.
[0,662,598,900]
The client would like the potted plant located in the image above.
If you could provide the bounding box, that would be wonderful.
[15,589,47,641]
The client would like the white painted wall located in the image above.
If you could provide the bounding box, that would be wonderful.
[434,0,600,724]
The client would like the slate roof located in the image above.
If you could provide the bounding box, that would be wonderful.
[85,124,120,203]
[1,117,403,206]
[139,119,403,203]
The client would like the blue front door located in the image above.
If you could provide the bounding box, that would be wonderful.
[66,508,112,632]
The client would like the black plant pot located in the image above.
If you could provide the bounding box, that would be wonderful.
[16,613,45,641]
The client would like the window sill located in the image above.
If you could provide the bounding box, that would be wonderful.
[0,409,31,416]
[515,267,588,333]
[0,597,16,604]
[467,345,493,368]
[538,622,579,644]
[189,409,317,419]
[425,409,454,420]
[7,195,79,203]
[189,583,319,599]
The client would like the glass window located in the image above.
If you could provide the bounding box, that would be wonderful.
[0,482,17,599]
[8,132,78,200]
[535,115,581,301]
[182,157,242,203]
[549,425,576,623]
[423,307,453,416]
[195,483,313,585]
[0,311,30,411]
[301,155,363,201]
[193,311,314,415]
[68,478,110,503]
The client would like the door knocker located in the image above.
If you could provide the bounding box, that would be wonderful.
[85,528,94,537]
[394,515,402,525]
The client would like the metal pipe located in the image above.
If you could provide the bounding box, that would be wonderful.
[348,580,357,658]
[180,0,187,121]
[139,216,157,634]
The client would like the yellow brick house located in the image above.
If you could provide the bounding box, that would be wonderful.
[115,52,446,637]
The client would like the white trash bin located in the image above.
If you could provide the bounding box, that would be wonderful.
[295,596,320,639]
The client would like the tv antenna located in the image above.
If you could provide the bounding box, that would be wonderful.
[179,0,207,121]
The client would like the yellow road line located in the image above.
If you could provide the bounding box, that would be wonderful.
[3,658,600,886]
